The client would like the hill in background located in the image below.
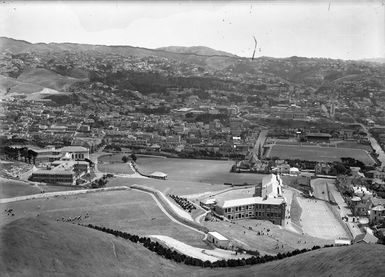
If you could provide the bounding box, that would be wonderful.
[157,46,237,57]
[1,217,384,277]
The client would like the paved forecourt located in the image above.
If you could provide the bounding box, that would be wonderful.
[297,197,348,240]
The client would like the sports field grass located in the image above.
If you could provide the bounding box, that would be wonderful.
[267,144,375,165]
[0,190,207,248]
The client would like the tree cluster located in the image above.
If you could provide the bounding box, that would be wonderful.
[90,175,109,188]
[3,146,38,164]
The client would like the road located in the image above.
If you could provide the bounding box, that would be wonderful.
[0,186,128,204]
[326,180,363,238]
[339,113,385,167]
[253,129,268,158]
[353,122,385,167]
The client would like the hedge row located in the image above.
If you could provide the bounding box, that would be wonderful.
[83,223,335,268]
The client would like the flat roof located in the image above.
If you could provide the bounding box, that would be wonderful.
[150,171,167,177]
[372,205,385,211]
[203,198,216,205]
[219,196,285,208]
[33,169,74,175]
[208,231,228,241]
[334,239,351,245]
[52,160,89,165]
[306,133,332,138]
[60,146,89,152]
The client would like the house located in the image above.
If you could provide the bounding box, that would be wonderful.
[350,196,371,216]
[207,231,229,248]
[354,233,379,244]
[271,163,290,174]
[339,129,354,140]
[366,170,385,180]
[370,205,385,225]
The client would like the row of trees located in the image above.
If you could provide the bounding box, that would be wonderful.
[3,146,38,164]
[83,223,336,268]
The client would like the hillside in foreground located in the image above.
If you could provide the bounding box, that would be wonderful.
[1,217,384,277]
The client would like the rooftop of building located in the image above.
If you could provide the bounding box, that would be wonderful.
[60,146,89,152]
[372,205,385,211]
[306,133,332,138]
[219,196,285,209]
[208,231,228,241]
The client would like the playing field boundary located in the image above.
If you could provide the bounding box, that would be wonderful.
[267,144,375,165]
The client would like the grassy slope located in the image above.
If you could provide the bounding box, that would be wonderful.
[1,217,384,277]
[0,75,43,94]
[0,178,41,198]
[1,190,206,248]
[0,217,183,277]
[17,68,82,92]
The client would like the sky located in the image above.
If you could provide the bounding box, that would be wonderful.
[0,1,384,60]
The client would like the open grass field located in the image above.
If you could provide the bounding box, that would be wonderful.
[135,157,265,185]
[98,153,132,163]
[97,163,135,174]
[97,155,267,196]
[297,198,348,240]
[0,190,207,248]
[108,176,229,196]
[0,178,41,198]
[267,144,375,165]
[2,217,385,277]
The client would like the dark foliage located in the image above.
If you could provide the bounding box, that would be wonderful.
[82,224,338,269]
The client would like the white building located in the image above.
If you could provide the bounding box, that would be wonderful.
[207,231,229,248]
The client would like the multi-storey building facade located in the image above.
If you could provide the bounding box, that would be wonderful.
[214,197,286,225]
[214,174,286,226]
